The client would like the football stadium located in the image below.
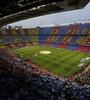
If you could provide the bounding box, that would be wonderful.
[0,0,90,100]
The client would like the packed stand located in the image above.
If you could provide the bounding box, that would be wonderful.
[0,23,90,52]
[0,50,90,100]
[75,69,90,87]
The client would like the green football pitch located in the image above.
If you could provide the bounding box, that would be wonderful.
[10,46,90,77]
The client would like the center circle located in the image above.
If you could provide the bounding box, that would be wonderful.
[40,51,51,54]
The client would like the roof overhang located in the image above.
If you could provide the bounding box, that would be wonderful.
[0,0,89,27]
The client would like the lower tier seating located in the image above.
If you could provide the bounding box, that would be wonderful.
[0,41,89,53]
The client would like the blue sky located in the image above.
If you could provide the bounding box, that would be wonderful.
[8,2,90,28]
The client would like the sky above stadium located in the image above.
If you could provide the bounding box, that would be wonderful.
[8,2,90,28]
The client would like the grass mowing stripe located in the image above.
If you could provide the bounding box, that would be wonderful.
[10,46,90,77]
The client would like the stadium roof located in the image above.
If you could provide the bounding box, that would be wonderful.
[0,0,89,27]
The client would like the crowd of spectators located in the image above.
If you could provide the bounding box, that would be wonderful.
[75,69,90,87]
[0,49,90,100]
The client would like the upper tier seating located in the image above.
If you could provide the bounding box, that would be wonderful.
[0,23,90,52]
